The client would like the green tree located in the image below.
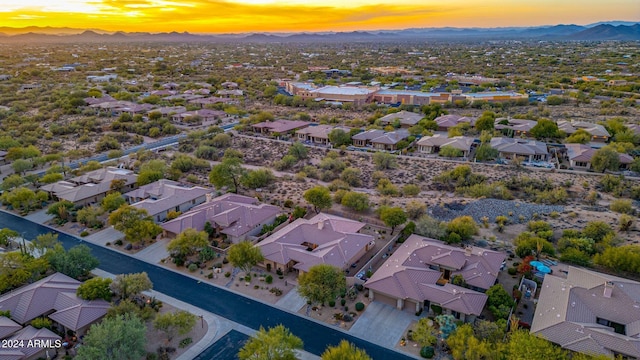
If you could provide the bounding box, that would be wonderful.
[447,324,492,360]
[582,221,614,242]
[414,215,447,240]
[402,184,421,197]
[507,330,567,360]
[1,174,25,191]
[475,112,495,132]
[530,119,563,140]
[405,200,427,220]
[0,228,19,248]
[297,264,346,305]
[137,159,166,186]
[321,340,371,360]
[242,168,276,189]
[413,317,438,347]
[40,173,63,184]
[46,200,74,223]
[29,233,59,255]
[110,272,153,300]
[76,314,146,360]
[591,147,620,173]
[239,325,303,360]
[379,207,407,234]
[439,145,463,158]
[0,187,48,214]
[340,167,362,187]
[101,192,126,212]
[475,144,499,161]
[486,284,515,320]
[446,216,478,242]
[565,129,591,144]
[0,252,49,293]
[594,245,640,274]
[153,310,197,342]
[228,241,264,274]
[12,159,33,175]
[328,129,351,147]
[108,205,162,244]
[167,228,209,259]
[372,152,397,170]
[211,133,232,148]
[77,205,104,228]
[341,191,369,212]
[45,244,99,279]
[209,156,245,193]
[288,142,308,160]
[77,277,113,301]
[304,186,332,213]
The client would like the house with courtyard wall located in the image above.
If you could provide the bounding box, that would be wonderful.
[161,193,280,242]
[257,213,375,276]
[531,266,640,359]
[124,179,212,223]
[365,235,505,322]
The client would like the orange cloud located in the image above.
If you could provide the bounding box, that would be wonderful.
[0,0,637,33]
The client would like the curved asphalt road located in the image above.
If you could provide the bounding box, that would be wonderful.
[0,211,413,360]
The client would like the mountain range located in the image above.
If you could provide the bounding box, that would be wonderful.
[0,22,638,43]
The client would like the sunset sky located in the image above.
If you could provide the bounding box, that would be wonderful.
[0,0,638,33]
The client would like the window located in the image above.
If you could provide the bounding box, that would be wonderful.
[596,317,626,335]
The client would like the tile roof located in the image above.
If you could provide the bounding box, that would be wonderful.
[257,213,374,272]
[162,193,280,237]
[378,111,423,126]
[490,137,548,156]
[125,179,212,217]
[365,235,505,316]
[557,120,610,138]
[531,266,640,358]
[296,125,351,140]
[3,326,61,359]
[565,143,633,165]
[352,129,385,141]
[0,273,109,332]
[434,114,476,129]
[370,129,410,145]
[494,118,537,133]
[252,120,310,133]
[0,316,21,339]
[417,135,475,151]
[40,167,138,204]
[309,86,377,96]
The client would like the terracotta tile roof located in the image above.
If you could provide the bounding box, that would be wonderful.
[365,235,504,316]
[531,266,640,358]
[0,316,21,339]
[161,193,280,237]
[379,111,423,126]
[257,213,373,272]
[4,326,61,359]
[0,273,108,331]
[125,180,212,217]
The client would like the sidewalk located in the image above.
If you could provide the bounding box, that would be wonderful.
[91,268,319,360]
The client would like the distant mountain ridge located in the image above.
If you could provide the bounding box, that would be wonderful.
[0,22,638,43]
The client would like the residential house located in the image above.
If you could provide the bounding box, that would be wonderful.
[300,85,378,106]
[295,125,351,145]
[565,144,633,170]
[252,120,310,136]
[378,111,423,128]
[124,180,212,222]
[147,106,186,119]
[216,89,244,97]
[257,213,375,275]
[188,97,237,108]
[83,94,116,106]
[434,114,476,132]
[494,118,538,137]
[221,81,238,89]
[162,193,280,242]
[352,129,386,147]
[365,235,504,321]
[416,135,475,157]
[557,120,611,142]
[370,129,411,151]
[40,167,138,207]
[114,103,156,117]
[0,273,110,359]
[171,109,226,127]
[490,137,549,162]
[531,266,640,359]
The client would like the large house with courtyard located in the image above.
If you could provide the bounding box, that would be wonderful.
[257,213,375,276]
[365,235,505,322]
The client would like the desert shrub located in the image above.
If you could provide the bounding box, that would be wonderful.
[341,299,346,306]
[329,300,336,307]
[265,275,273,284]
[179,338,192,348]
[507,267,517,275]
[430,304,442,315]
[31,317,52,329]
[534,188,568,204]
[188,263,198,272]
[355,302,365,311]
[610,199,633,214]
[420,346,435,359]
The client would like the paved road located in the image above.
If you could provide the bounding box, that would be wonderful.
[0,211,414,360]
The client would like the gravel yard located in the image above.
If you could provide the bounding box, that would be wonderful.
[429,198,564,223]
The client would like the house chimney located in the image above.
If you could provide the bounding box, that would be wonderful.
[464,246,472,256]
[603,281,614,298]
[318,221,324,230]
